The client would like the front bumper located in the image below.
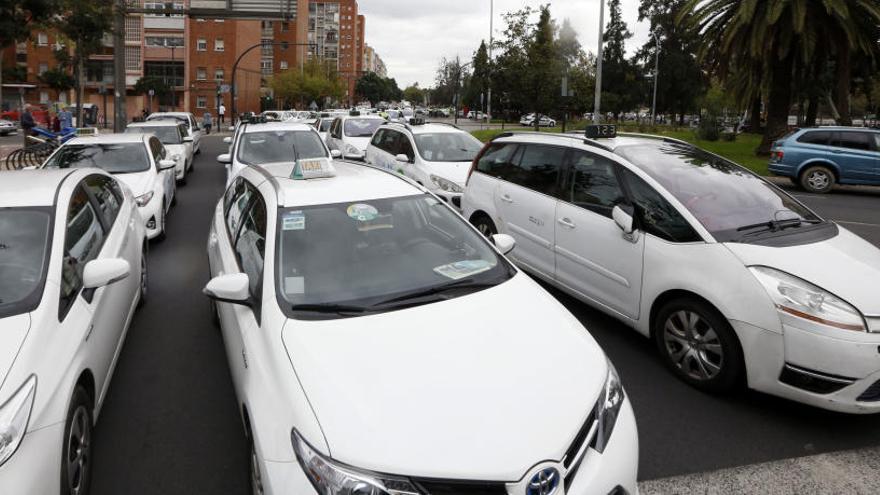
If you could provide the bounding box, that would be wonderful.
[256,398,639,495]
[175,159,186,180]
[0,422,64,494]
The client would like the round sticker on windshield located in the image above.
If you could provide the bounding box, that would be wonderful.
[346,203,379,222]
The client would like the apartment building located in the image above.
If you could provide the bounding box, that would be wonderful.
[307,0,364,105]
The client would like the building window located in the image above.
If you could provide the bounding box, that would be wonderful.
[280,61,288,70]
[282,22,289,32]
[37,32,48,46]
[197,38,207,51]
[40,91,49,103]
[144,2,183,17]
[214,68,224,81]
[144,61,184,87]
[38,63,48,75]
[146,36,184,48]
[197,95,207,108]
[260,60,272,75]
[214,38,224,52]
[196,67,207,80]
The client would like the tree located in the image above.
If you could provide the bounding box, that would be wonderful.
[355,72,402,105]
[134,76,171,110]
[557,19,596,117]
[525,6,562,129]
[270,59,345,109]
[403,84,424,105]
[38,67,76,99]
[490,7,535,119]
[601,0,639,120]
[0,0,55,49]
[463,41,490,111]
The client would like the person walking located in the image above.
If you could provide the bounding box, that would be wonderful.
[218,103,226,125]
[20,106,35,148]
[58,106,73,130]
[202,111,213,135]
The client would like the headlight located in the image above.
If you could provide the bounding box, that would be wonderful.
[750,266,866,331]
[135,191,154,208]
[0,375,37,467]
[430,175,463,193]
[594,359,625,453]
[291,429,419,495]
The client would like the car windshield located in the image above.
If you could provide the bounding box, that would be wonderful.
[344,119,383,138]
[237,131,327,165]
[276,194,512,319]
[318,120,332,132]
[414,132,484,162]
[616,142,822,242]
[44,143,151,174]
[125,126,181,145]
[0,208,51,319]
[148,115,189,128]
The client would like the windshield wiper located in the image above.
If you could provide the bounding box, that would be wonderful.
[290,303,370,314]
[373,278,497,308]
[736,218,822,233]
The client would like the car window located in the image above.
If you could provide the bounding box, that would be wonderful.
[125,126,181,144]
[148,137,165,166]
[476,143,518,175]
[874,134,880,150]
[797,131,832,146]
[835,132,872,151]
[344,118,383,138]
[508,144,564,196]
[381,130,400,154]
[226,179,254,239]
[60,186,106,317]
[619,168,701,243]
[567,150,626,218]
[398,133,415,161]
[0,207,52,319]
[44,143,151,174]
[82,175,122,228]
[414,132,483,163]
[237,130,327,165]
[371,129,386,148]
[235,193,267,309]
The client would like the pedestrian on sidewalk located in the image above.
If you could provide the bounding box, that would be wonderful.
[20,106,35,148]
[59,106,73,130]
[202,111,213,135]
[218,103,226,125]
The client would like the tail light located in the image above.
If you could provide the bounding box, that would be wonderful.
[467,141,493,186]
[771,150,784,162]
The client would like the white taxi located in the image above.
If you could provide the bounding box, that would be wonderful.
[324,112,386,161]
[125,120,194,183]
[204,158,638,495]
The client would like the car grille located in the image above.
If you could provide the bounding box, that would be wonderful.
[857,380,880,402]
[412,479,507,494]
[562,404,599,489]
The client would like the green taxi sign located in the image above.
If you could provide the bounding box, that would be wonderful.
[586,125,617,139]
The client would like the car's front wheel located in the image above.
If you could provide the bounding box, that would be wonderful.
[138,247,148,307]
[248,428,264,495]
[471,214,497,238]
[800,165,835,194]
[61,386,93,495]
[654,298,743,393]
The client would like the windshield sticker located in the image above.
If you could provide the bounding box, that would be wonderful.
[282,211,306,231]
[433,260,494,280]
[284,276,305,294]
[346,203,379,222]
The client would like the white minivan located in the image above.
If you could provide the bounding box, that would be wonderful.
[462,128,880,414]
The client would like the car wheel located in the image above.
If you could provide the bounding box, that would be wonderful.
[179,166,188,186]
[471,214,497,238]
[799,165,835,194]
[653,298,743,393]
[61,386,93,495]
[248,428,264,495]
[155,201,167,242]
[138,247,148,307]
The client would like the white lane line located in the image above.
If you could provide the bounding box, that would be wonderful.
[837,220,880,229]
[793,194,829,200]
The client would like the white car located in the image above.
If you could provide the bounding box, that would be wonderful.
[124,120,194,183]
[217,121,336,188]
[313,117,334,142]
[42,134,177,241]
[204,158,638,495]
[325,113,386,160]
[146,111,203,155]
[365,120,484,209]
[0,119,16,136]
[463,127,880,414]
[0,168,146,494]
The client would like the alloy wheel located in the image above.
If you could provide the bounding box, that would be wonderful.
[662,310,724,381]
[806,170,830,190]
[66,405,92,495]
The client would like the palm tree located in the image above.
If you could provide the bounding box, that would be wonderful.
[681,0,880,153]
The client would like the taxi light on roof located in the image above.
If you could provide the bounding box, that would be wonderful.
[410,117,426,126]
[586,124,617,139]
[291,158,336,180]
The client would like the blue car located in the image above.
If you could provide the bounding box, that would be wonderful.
[769,127,880,193]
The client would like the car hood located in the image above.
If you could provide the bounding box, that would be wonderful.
[725,227,880,314]
[344,136,372,153]
[424,160,472,187]
[281,274,607,481]
[0,314,30,391]
[113,171,153,197]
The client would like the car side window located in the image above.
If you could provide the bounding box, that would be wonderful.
[235,192,267,314]
[476,142,518,175]
[60,186,106,318]
[620,168,701,243]
[225,179,254,239]
[797,131,832,146]
[83,175,122,228]
[148,137,164,167]
[509,144,565,196]
[567,151,626,218]
[398,133,415,161]
[371,129,385,148]
[874,134,880,151]
[835,132,872,151]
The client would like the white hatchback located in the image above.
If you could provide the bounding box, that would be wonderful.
[365,121,485,210]
[42,134,177,241]
[205,159,638,495]
[0,168,146,494]
[146,111,203,155]
[325,113,386,160]
[463,128,880,413]
[125,120,194,183]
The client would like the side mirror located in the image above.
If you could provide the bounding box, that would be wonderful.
[395,154,411,163]
[223,137,232,145]
[203,273,251,306]
[83,258,131,289]
[491,234,516,255]
[612,205,636,235]
[330,149,342,158]
[217,153,232,165]
[158,159,177,171]
[183,136,194,143]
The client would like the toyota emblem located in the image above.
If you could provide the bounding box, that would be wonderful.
[526,467,560,495]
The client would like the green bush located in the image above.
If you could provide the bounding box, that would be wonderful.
[697,118,720,141]
[721,131,737,142]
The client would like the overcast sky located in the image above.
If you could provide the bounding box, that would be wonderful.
[358,0,648,89]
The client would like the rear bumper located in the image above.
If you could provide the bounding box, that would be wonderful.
[768,162,796,177]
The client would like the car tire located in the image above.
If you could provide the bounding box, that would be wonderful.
[247,425,264,495]
[60,386,93,495]
[653,297,744,393]
[471,214,497,238]
[179,166,188,186]
[155,201,167,242]
[799,165,835,194]
[137,246,148,308]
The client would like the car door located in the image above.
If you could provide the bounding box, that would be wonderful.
[326,118,341,151]
[188,115,202,151]
[149,137,174,208]
[494,143,565,278]
[555,150,645,320]
[831,131,878,182]
[366,129,386,166]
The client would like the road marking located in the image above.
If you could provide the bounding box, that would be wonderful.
[837,220,880,229]
[793,194,828,200]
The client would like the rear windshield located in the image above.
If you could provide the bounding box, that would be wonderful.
[345,119,383,138]
[125,126,181,145]
[414,132,484,162]
[0,208,51,318]
[44,143,151,174]
[237,131,327,165]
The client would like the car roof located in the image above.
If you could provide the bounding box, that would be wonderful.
[338,114,385,121]
[246,160,421,208]
[65,133,148,145]
[0,169,76,207]
[241,122,316,133]
[391,122,464,135]
[127,121,181,128]
[796,126,879,133]
[494,131,684,153]
[148,112,192,118]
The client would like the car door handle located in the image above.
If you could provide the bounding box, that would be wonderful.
[558,218,576,229]
[500,194,514,203]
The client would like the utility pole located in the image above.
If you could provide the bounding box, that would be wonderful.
[651,30,660,126]
[113,0,127,131]
[593,0,605,124]
[487,0,493,123]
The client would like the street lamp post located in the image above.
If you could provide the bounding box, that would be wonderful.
[170,44,177,110]
[651,30,660,126]
[593,0,605,124]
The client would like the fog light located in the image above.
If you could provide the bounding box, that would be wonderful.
[146,217,156,230]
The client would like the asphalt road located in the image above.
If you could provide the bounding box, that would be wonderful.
[90,136,880,494]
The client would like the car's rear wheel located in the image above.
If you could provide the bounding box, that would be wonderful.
[799,165,835,194]
[61,386,93,495]
[471,214,497,238]
[138,247,148,307]
[654,298,743,393]
[155,200,167,242]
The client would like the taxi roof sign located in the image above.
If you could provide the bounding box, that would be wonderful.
[291,158,336,180]
[585,124,617,139]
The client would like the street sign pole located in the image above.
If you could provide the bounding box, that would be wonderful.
[593,0,605,125]
[113,0,127,131]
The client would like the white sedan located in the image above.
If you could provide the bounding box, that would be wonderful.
[0,168,145,494]
[205,158,638,495]
[42,134,177,241]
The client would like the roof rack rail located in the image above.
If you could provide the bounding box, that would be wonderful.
[428,122,463,131]
[617,132,693,147]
